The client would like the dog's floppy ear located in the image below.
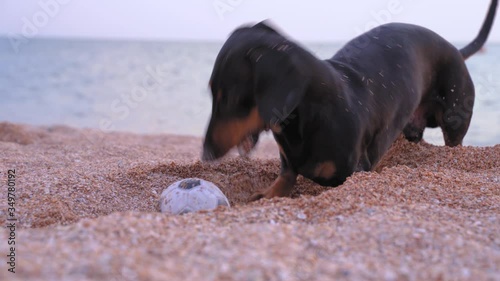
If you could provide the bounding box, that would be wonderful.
[247,46,309,126]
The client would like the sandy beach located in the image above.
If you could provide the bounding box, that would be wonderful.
[0,121,499,281]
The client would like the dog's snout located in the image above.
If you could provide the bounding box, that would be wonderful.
[202,131,224,161]
[201,146,216,162]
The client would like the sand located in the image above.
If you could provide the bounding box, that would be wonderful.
[0,121,499,281]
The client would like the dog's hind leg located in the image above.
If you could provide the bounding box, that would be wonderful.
[435,62,475,147]
[403,105,430,143]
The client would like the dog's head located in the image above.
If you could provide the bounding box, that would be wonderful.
[202,22,311,161]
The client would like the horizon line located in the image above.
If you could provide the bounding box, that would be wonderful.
[2,34,498,46]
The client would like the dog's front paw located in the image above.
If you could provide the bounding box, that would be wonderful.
[248,184,291,202]
[249,173,297,202]
[249,187,280,202]
[249,192,266,202]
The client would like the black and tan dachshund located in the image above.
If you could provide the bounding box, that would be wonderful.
[202,1,498,200]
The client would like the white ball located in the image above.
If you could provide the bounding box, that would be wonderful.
[159,178,230,215]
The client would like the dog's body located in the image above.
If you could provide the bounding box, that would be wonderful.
[203,1,498,200]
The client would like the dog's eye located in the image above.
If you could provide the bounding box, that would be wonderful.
[220,93,252,111]
[225,94,240,107]
[239,95,253,108]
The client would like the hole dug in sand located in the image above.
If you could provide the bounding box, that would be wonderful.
[119,158,328,207]
[12,136,499,229]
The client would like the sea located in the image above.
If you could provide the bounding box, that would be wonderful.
[0,38,499,146]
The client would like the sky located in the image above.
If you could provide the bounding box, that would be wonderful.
[1,0,499,43]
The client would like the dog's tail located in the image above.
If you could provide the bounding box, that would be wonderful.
[460,0,498,59]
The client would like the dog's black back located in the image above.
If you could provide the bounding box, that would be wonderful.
[203,1,498,199]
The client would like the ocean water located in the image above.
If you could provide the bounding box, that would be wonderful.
[0,38,499,146]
